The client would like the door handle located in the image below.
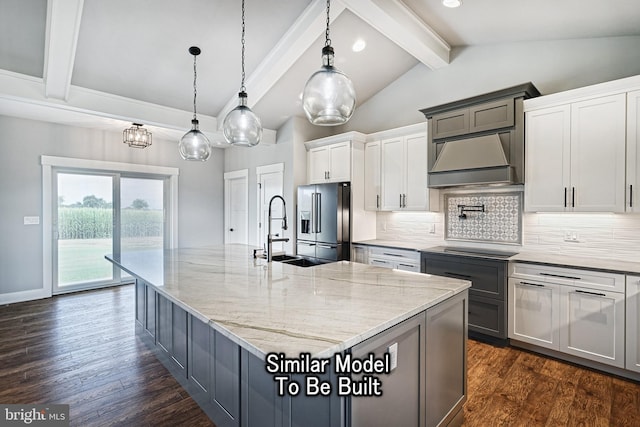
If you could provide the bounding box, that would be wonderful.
[575,289,606,297]
[311,193,316,233]
[519,281,545,288]
[316,193,321,233]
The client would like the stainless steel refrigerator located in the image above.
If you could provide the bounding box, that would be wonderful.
[296,182,350,262]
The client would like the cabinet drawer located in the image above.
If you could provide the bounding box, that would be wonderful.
[424,256,506,300]
[469,295,505,339]
[510,262,625,293]
[368,246,420,263]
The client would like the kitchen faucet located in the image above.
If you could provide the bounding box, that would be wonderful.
[267,195,289,262]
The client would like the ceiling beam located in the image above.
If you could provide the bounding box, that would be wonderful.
[340,0,450,69]
[216,0,347,128]
[43,0,84,101]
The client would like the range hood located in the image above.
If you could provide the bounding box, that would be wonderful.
[429,134,514,187]
[421,83,540,188]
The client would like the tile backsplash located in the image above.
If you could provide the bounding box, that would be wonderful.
[376,206,640,263]
[445,192,521,244]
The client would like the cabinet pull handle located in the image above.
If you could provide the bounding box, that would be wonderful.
[327,171,330,180]
[398,263,415,268]
[631,185,634,208]
[382,252,406,257]
[403,194,407,208]
[575,289,606,297]
[444,271,472,279]
[539,272,581,280]
[376,194,380,209]
[519,281,545,288]
[564,187,567,208]
[572,187,575,208]
[399,194,402,208]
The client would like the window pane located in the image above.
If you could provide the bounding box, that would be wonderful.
[57,173,113,286]
[121,177,164,253]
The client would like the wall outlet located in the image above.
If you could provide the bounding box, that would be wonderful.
[563,230,579,242]
[24,216,40,225]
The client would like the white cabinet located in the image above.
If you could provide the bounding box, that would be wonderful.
[363,141,381,210]
[627,90,640,212]
[379,133,432,211]
[509,262,626,369]
[559,286,625,368]
[525,94,626,212]
[367,246,420,272]
[508,278,559,351]
[627,275,640,373]
[308,141,351,183]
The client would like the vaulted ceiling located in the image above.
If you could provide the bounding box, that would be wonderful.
[0,0,639,143]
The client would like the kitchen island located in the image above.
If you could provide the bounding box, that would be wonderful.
[106,244,470,427]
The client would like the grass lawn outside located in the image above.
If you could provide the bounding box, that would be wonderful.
[58,237,162,285]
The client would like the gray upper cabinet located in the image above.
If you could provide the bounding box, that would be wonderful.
[431,109,470,140]
[431,97,514,140]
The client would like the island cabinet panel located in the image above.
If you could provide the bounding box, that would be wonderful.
[135,279,145,328]
[156,294,188,376]
[241,351,285,427]
[210,330,241,427]
[627,276,640,373]
[350,313,425,427]
[189,315,211,396]
[425,292,467,427]
[144,283,156,340]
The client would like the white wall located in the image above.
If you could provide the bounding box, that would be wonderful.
[0,115,224,296]
[342,36,640,133]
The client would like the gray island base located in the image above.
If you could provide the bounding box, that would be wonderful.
[106,245,470,427]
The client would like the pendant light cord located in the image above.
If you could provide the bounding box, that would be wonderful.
[240,0,246,92]
[325,0,331,47]
[192,53,198,121]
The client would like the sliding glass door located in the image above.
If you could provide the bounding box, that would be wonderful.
[53,170,166,294]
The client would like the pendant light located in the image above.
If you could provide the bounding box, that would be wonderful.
[179,46,212,161]
[223,0,262,147]
[302,0,356,126]
[123,123,152,148]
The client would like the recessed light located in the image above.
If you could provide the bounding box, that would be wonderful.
[352,39,366,52]
[442,0,462,8]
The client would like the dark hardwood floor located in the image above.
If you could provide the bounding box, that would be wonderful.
[1,285,639,426]
[0,285,213,426]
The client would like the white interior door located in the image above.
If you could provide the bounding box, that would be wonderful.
[256,164,284,253]
[224,170,248,244]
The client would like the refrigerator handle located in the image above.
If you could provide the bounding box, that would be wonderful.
[311,193,316,233]
[316,193,321,233]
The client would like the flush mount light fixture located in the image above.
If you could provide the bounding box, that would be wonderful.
[302,0,356,126]
[123,123,152,149]
[179,46,212,161]
[223,0,262,147]
[442,0,462,8]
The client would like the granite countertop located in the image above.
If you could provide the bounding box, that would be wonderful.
[357,240,640,274]
[510,251,640,275]
[106,244,470,359]
[353,239,427,251]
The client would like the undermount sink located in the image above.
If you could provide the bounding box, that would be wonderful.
[271,254,299,262]
[272,255,330,268]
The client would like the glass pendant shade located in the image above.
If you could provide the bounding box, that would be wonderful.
[179,119,211,161]
[302,46,356,126]
[223,92,262,147]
